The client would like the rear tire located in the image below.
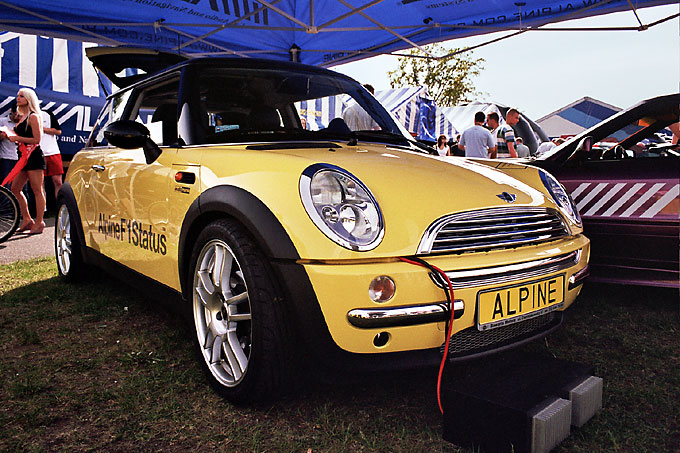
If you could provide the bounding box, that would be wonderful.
[0,185,20,243]
[189,219,293,404]
[55,202,86,281]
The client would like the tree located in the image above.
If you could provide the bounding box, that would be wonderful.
[387,43,484,107]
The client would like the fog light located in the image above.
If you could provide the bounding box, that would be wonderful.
[369,276,395,303]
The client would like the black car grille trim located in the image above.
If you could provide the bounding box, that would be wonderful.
[429,250,581,289]
[442,312,562,359]
[417,207,570,255]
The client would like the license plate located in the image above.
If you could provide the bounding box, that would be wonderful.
[477,274,565,331]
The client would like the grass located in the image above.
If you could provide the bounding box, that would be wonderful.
[0,257,678,452]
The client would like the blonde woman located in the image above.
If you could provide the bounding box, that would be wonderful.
[9,88,46,234]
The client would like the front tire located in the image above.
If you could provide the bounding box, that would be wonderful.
[190,219,292,404]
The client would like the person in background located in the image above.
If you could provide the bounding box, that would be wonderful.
[537,137,567,157]
[515,136,531,158]
[458,111,496,159]
[40,109,63,199]
[487,109,520,158]
[0,103,19,185]
[436,134,450,156]
[535,139,556,156]
[342,83,378,131]
[8,88,46,234]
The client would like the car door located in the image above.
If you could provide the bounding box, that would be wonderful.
[96,77,194,289]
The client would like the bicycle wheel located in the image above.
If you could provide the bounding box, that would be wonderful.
[0,185,20,243]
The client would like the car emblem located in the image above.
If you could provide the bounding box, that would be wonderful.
[497,192,517,203]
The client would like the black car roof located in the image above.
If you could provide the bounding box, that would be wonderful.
[87,47,355,93]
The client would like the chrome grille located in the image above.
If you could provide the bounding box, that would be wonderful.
[442,312,561,359]
[418,207,569,255]
[430,251,580,289]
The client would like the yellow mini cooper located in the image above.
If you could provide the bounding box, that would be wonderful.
[55,54,590,404]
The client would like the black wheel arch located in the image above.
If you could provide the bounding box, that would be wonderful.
[178,185,299,300]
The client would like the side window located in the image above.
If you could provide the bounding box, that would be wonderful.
[87,90,132,147]
[128,77,180,146]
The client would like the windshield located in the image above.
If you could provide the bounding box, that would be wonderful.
[194,67,411,147]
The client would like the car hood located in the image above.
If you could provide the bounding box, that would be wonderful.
[200,142,559,259]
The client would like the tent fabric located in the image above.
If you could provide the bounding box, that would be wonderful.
[0,32,110,97]
[296,86,457,140]
[536,96,620,138]
[0,32,109,157]
[377,87,455,140]
[0,0,672,67]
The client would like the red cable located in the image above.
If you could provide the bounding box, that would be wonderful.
[399,257,456,414]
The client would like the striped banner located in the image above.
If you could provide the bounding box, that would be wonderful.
[0,32,111,97]
[570,181,680,221]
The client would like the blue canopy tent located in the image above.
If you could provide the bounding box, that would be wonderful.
[0,0,674,67]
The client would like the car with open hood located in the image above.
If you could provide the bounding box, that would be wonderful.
[531,93,679,289]
[55,53,590,404]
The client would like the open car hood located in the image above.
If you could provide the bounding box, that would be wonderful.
[85,46,188,89]
[536,93,680,166]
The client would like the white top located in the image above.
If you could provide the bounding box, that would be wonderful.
[436,144,449,156]
[342,103,378,131]
[536,141,556,156]
[0,115,18,160]
[40,111,61,157]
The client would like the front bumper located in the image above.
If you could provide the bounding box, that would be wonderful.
[299,235,590,356]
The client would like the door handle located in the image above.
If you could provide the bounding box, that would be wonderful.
[91,165,105,172]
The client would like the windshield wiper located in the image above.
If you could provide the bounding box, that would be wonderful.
[347,130,410,146]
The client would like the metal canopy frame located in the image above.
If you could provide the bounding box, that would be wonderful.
[0,0,675,66]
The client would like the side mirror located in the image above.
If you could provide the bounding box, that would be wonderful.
[103,120,162,164]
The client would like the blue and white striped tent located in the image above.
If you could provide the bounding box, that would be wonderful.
[297,86,457,142]
[0,31,110,157]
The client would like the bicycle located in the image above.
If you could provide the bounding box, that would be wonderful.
[0,184,20,243]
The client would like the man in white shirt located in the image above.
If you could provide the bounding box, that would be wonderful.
[458,111,497,158]
[487,109,520,158]
[40,110,63,198]
[342,84,379,131]
[0,104,19,185]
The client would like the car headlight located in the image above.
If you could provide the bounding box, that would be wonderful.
[300,164,384,251]
[539,170,582,226]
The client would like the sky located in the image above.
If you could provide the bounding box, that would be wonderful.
[333,4,679,120]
